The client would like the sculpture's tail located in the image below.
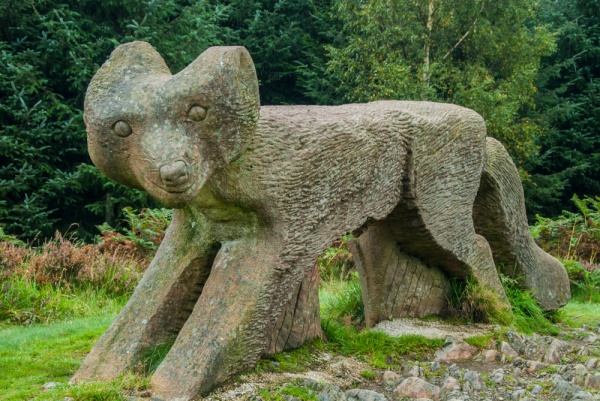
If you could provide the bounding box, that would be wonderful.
[473,138,570,311]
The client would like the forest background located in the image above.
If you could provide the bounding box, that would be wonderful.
[0,0,599,241]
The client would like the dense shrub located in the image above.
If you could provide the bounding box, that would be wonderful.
[316,235,355,282]
[532,195,600,263]
[531,195,600,302]
[0,208,169,324]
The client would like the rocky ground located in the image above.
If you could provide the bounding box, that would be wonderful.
[198,320,600,401]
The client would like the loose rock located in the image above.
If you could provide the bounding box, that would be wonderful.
[490,368,505,383]
[434,340,478,362]
[464,370,486,391]
[345,389,387,401]
[394,377,441,400]
[500,341,519,357]
[545,338,571,364]
[382,370,399,382]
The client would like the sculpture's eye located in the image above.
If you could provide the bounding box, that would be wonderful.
[113,120,132,137]
[188,105,207,122]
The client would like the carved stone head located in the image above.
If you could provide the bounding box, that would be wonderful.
[84,41,260,207]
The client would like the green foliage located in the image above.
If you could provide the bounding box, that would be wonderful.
[531,195,600,263]
[527,0,600,217]
[360,369,376,380]
[500,274,559,335]
[0,315,118,400]
[446,273,560,334]
[464,333,493,349]
[316,235,355,282]
[0,275,127,326]
[446,276,512,325]
[320,273,364,327]
[98,207,172,258]
[562,261,600,303]
[561,300,600,328]
[141,341,175,375]
[256,340,325,373]
[0,1,156,240]
[326,0,555,166]
[220,0,339,105]
[259,381,318,401]
[531,194,600,302]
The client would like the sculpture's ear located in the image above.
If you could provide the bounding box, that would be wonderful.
[84,42,172,191]
[180,46,260,164]
[182,46,260,114]
[88,41,171,90]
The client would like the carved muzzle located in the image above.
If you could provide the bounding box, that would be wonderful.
[159,161,190,192]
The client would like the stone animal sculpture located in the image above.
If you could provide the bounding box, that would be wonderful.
[74,41,570,400]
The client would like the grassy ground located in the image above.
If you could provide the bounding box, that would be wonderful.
[561,300,600,327]
[0,315,115,400]
[0,284,598,400]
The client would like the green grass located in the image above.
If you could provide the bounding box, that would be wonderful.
[560,300,600,327]
[259,382,318,400]
[256,340,327,373]
[360,369,376,380]
[1,276,128,325]
[0,315,115,400]
[322,319,444,369]
[465,334,493,348]
[319,274,364,326]
[501,275,561,335]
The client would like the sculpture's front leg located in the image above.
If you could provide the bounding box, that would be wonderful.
[150,232,295,400]
[72,208,216,383]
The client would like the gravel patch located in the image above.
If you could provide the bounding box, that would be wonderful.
[374,317,495,339]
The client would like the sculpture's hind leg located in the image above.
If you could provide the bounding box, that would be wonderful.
[348,221,451,327]
[473,138,570,310]
[385,106,508,306]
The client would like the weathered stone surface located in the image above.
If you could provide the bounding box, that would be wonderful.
[442,376,461,392]
[490,369,505,385]
[570,391,597,401]
[500,341,519,357]
[525,360,546,373]
[507,331,527,354]
[585,358,598,370]
[76,41,571,400]
[345,389,388,401]
[434,339,478,362]
[553,374,584,400]
[585,373,600,389]
[394,377,441,400]
[266,263,322,354]
[405,364,424,378]
[544,338,571,364]
[574,364,588,386]
[382,370,400,382]
[464,370,486,391]
[483,349,500,362]
[319,384,347,401]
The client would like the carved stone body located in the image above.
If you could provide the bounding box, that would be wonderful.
[74,42,570,400]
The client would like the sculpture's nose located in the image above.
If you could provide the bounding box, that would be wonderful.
[160,161,189,187]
